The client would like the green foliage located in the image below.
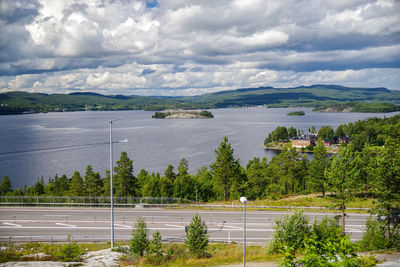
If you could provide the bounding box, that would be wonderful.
[287,111,305,116]
[325,144,358,235]
[313,102,400,113]
[308,139,329,196]
[114,151,138,197]
[1,176,12,195]
[84,165,102,198]
[269,211,311,253]
[185,213,209,257]
[360,217,388,251]
[265,126,289,144]
[279,215,364,267]
[146,230,164,264]
[210,137,243,201]
[55,242,81,262]
[295,232,359,266]
[370,138,400,248]
[2,85,400,114]
[318,125,335,140]
[68,171,84,196]
[244,157,269,200]
[312,216,341,243]
[130,217,149,256]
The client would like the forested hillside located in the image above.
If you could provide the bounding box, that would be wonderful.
[1,85,400,114]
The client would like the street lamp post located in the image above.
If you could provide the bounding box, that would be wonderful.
[109,117,123,248]
[240,196,248,267]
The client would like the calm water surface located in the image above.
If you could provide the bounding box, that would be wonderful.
[1,108,398,189]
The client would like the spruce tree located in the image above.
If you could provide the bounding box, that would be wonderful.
[210,137,242,201]
[69,171,84,196]
[130,217,149,256]
[84,165,102,197]
[185,213,208,257]
[114,152,138,197]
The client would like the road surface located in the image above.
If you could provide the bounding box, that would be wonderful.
[0,207,369,243]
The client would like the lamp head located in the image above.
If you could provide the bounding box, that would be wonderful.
[240,196,248,204]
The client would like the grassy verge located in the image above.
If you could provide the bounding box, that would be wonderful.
[120,243,282,267]
[0,241,112,263]
[172,194,376,213]
[1,242,282,266]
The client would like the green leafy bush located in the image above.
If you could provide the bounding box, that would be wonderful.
[130,217,149,256]
[269,211,311,253]
[185,213,209,258]
[55,242,81,262]
[360,217,388,251]
[312,216,341,242]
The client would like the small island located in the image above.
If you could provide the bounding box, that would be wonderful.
[152,109,214,119]
[287,111,305,116]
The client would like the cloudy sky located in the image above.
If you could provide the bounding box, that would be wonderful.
[0,0,399,96]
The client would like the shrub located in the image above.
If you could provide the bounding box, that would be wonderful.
[146,230,164,264]
[269,211,311,253]
[185,213,209,258]
[312,216,341,243]
[55,242,81,262]
[166,243,186,260]
[360,217,387,251]
[130,217,149,256]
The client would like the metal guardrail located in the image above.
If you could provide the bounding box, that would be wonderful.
[0,196,193,207]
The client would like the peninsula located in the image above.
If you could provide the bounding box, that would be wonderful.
[152,109,214,119]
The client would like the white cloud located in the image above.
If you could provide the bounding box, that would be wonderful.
[0,0,399,94]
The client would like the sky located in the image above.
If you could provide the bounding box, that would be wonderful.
[0,0,399,96]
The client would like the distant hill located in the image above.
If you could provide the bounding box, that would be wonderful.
[1,85,400,114]
[192,84,400,108]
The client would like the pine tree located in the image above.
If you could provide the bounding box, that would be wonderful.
[210,137,242,201]
[142,173,160,197]
[185,213,209,257]
[244,157,269,200]
[195,166,215,202]
[114,152,138,197]
[325,144,357,235]
[148,230,163,257]
[84,165,102,197]
[0,176,12,195]
[55,174,69,196]
[102,170,110,196]
[372,138,400,246]
[69,171,84,196]
[309,139,329,196]
[174,158,195,200]
[130,217,149,256]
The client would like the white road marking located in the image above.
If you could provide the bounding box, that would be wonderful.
[165,224,184,228]
[220,225,242,229]
[114,224,131,229]
[3,222,21,227]
[55,223,76,227]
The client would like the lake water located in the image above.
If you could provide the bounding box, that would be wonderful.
[1,108,399,189]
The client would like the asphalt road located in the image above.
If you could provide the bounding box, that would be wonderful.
[0,207,369,243]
